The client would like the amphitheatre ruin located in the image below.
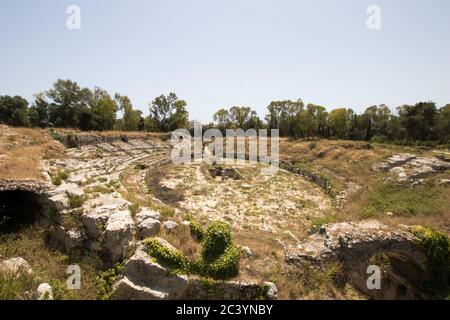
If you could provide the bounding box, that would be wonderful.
[0,124,449,300]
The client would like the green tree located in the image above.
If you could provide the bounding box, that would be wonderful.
[88,87,117,131]
[0,95,30,127]
[329,108,352,139]
[265,99,304,136]
[46,79,91,128]
[436,104,450,143]
[28,93,49,128]
[398,102,437,142]
[148,93,189,132]
[115,94,141,131]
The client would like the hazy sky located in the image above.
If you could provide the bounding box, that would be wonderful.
[1,0,449,122]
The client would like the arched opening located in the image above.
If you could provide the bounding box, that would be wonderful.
[0,190,46,234]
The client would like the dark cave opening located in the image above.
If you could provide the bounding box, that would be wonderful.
[0,190,45,234]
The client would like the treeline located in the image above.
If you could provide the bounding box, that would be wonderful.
[1,79,449,145]
[211,100,450,145]
[0,79,188,132]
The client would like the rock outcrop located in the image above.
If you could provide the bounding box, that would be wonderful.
[44,137,172,262]
[0,179,48,193]
[372,154,450,183]
[285,220,430,299]
[112,245,277,300]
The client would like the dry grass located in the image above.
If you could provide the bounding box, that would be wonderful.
[0,126,64,180]
[0,223,99,300]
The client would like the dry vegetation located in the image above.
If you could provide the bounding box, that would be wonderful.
[0,125,64,180]
[1,127,449,299]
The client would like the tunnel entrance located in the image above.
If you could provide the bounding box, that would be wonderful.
[0,190,45,234]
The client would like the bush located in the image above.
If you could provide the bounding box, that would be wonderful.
[195,245,240,280]
[364,142,374,150]
[189,219,205,241]
[96,263,124,300]
[411,226,450,298]
[67,193,84,208]
[201,221,232,262]
[144,221,240,280]
[308,142,317,150]
[144,238,187,271]
[57,170,69,180]
[51,175,62,186]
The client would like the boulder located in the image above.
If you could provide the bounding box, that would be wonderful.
[103,210,135,262]
[137,218,161,239]
[162,220,178,231]
[81,210,109,239]
[112,246,277,300]
[0,257,33,276]
[65,230,85,254]
[241,246,252,258]
[36,283,54,300]
[135,208,161,224]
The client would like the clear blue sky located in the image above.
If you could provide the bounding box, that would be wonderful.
[1,0,449,122]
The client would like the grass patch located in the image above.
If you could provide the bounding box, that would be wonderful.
[67,193,84,208]
[363,182,442,218]
[308,214,338,233]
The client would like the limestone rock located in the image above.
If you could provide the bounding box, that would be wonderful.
[36,283,54,300]
[241,246,252,258]
[0,257,33,276]
[65,230,85,254]
[137,218,161,239]
[286,220,428,299]
[162,220,178,231]
[135,208,161,224]
[112,246,277,300]
[103,210,135,262]
[81,210,109,239]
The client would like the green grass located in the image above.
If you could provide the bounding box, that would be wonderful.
[363,182,443,218]
[67,193,85,208]
[0,272,37,300]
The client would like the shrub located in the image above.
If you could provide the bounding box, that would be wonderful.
[57,170,69,180]
[411,226,450,298]
[195,245,240,280]
[189,219,205,241]
[308,142,317,150]
[144,238,187,271]
[67,193,84,208]
[51,175,62,186]
[96,263,124,300]
[201,221,232,262]
[364,142,374,150]
[128,203,140,216]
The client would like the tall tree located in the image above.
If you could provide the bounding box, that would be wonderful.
[148,93,189,132]
[0,95,30,127]
[115,94,141,131]
[46,79,91,128]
